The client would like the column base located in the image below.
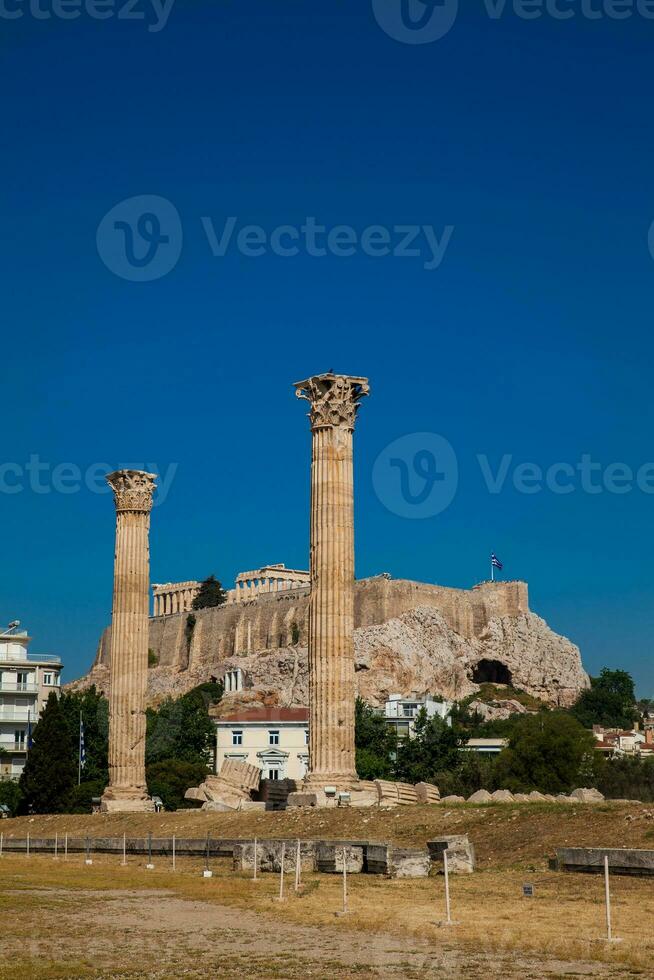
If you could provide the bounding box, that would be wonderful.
[100,787,155,813]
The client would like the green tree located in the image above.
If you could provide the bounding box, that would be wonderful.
[146,682,222,767]
[494,712,600,794]
[58,685,109,785]
[19,692,77,813]
[394,709,464,784]
[571,668,638,730]
[0,779,23,816]
[354,698,397,779]
[192,576,227,610]
[146,758,209,810]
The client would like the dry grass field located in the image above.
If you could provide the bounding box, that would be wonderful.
[2,802,654,978]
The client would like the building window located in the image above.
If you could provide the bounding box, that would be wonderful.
[268,730,279,746]
[304,729,309,745]
[15,730,25,747]
[43,673,53,686]
[268,769,279,780]
[232,730,243,746]
[16,672,29,691]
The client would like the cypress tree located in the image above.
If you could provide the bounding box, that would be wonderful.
[191,575,227,610]
[19,691,77,813]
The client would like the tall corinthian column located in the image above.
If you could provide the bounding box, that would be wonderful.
[100,469,157,813]
[294,373,369,789]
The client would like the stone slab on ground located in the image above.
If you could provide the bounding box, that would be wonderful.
[315,843,364,874]
[233,839,317,873]
[428,835,476,874]
[389,847,430,878]
[467,790,493,804]
[570,787,605,803]
[415,782,440,804]
[555,846,654,877]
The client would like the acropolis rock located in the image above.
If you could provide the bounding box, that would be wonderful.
[77,575,589,713]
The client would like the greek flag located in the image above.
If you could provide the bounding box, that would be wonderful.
[491,553,503,570]
[79,715,86,771]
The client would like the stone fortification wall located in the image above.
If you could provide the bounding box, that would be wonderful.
[93,577,529,673]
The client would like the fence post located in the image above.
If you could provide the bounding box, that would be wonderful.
[122,832,126,867]
[26,833,30,858]
[444,850,453,925]
[295,839,301,891]
[203,833,212,878]
[253,837,258,882]
[277,843,286,901]
[64,833,68,862]
[172,835,176,872]
[0,832,3,859]
[54,833,58,860]
[603,855,621,942]
[342,848,348,914]
[146,832,154,870]
[85,836,92,865]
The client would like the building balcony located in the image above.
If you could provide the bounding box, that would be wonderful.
[0,682,38,694]
[0,709,32,722]
[0,742,28,753]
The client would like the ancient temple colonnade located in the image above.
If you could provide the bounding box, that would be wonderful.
[152,582,200,617]
[231,564,310,603]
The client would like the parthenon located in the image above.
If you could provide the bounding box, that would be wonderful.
[152,564,309,617]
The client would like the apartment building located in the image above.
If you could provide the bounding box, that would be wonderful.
[0,624,63,780]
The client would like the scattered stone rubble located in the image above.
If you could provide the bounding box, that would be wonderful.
[186,761,609,811]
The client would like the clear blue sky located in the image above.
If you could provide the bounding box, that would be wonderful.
[2,2,654,693]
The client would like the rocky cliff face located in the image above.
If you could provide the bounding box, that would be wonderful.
[75,605,589,713]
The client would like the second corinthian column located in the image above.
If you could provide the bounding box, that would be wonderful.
[295,373,369,790]
[100,469,157,813]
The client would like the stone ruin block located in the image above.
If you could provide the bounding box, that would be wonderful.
[440,795,465,804]
[428,835,476,874]
[348,781,379,808]
[365,843,391,875]
[315,843,364,874]
[389,847,431,878]
[490,790,515,803]
[219,759,261,794]
[184,759,262,812]
[396,783,419,806]
[233,839,317,873]
[467,789,493,804]
[415,782,440,804]
[569,787,604,803]
[374,780,399,807]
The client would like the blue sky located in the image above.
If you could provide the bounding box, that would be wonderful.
[2,2,654,693]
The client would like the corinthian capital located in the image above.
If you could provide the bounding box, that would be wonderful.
[294,373,370,431]
[107,469,157,513]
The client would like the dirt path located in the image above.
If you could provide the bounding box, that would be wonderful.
[2,885,632,979]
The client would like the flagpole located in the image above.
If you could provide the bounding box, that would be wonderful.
[491,556,494,582]
[78,710,82,786]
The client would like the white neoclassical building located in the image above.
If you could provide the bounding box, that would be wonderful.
[0,624,63,780]
[215,707,309,781]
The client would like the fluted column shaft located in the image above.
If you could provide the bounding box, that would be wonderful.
[295,373,369,790]
[308,424,356,779]
[101,469,156,812]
